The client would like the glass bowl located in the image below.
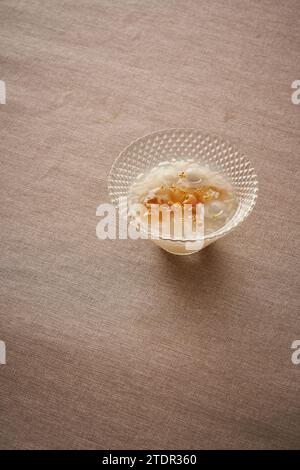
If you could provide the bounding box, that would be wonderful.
[108,129,258,255]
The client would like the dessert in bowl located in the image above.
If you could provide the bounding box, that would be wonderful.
[108,129,258,255]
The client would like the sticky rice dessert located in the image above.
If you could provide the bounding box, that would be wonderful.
[128,160,239,240]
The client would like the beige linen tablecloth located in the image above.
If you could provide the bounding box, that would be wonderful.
[0,0,299,449]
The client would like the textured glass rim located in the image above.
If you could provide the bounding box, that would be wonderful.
[108,128,258,242]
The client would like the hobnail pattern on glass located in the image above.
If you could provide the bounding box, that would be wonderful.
[108,129,258,241]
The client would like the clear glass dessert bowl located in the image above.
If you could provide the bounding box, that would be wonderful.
[108,129,258,255]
